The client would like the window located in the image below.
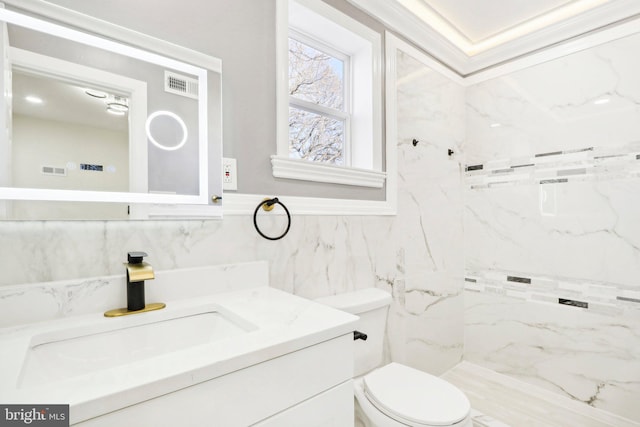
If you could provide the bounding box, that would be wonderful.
[288,34,349,165]
[274,0,385,188]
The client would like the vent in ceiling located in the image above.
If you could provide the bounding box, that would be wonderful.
[165,71,199,99]
[41,166,66,176]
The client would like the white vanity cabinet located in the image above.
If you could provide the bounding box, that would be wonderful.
[75,334,354,427]
[0,265,358,426]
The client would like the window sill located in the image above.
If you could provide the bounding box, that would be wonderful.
[270,155,386,188]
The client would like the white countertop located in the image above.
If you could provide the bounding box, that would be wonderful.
[0,286,358,424]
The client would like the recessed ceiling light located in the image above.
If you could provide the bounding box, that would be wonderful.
[25,95,43,104]
[593,98,610,105]
[490,123,502,128]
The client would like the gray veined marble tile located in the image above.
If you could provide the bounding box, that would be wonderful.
[539,178,569,184]
[557,168,588,176]
[443,362,639,427]
[506,275,531,284]
[616,295,640,305]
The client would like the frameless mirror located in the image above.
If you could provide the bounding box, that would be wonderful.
[0,6,223,219]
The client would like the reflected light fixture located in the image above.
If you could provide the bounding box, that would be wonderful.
[106,95,129,113]
[593,98,610,105]
[25,95,43,104]
[84,88,107,98]
[106,107,126,116]
[85,91,129,116]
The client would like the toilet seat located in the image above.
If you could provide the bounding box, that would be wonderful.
[363,363,471,426]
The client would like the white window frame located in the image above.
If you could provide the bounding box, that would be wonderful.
[274,0,385,188]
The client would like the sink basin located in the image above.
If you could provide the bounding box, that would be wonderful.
[18,308,253,388]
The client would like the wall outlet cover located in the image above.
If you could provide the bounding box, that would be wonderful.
[222,157,237,191]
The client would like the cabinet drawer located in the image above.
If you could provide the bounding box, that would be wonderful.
[76,334,354,426]
[253,380,353,427]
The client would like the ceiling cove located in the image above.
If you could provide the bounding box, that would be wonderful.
[346,0,640,76]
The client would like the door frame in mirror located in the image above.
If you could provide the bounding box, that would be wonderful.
[0,5,220,207]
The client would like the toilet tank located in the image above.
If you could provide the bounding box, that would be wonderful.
[315,288,392,376]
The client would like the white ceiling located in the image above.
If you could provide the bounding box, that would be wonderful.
[347,0,640,75]
[13,72,129,132]
[416,0,576,42]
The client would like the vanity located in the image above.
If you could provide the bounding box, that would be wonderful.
[0,261,358,426]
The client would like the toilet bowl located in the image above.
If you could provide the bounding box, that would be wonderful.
[316,288,472,427]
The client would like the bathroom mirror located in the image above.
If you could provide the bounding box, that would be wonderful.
[0,5,223,219]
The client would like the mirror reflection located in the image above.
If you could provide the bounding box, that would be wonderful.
[13,72,130,193]
[10,73,131,219]
[0,7,222,220]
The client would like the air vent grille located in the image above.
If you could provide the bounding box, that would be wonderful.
[165,71,199,99]
[41,166,66,176]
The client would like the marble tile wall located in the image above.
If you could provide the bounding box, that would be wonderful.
[464,31,640,421]
[388,51,465,375]
[0,50,465,378]
[0,261,269,328]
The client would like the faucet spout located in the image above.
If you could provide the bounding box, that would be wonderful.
[126,262,155,283]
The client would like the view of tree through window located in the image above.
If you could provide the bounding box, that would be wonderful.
[288,37,347,165]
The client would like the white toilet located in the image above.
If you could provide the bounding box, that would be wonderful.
[316,288,472,427]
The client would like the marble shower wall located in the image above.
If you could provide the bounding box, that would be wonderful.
[0,50,465,376]
[388,51,465,375]
[464,31,640,421]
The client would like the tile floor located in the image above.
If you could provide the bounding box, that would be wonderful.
[442,362,640,427]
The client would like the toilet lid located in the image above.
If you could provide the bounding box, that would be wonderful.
[363,363,470,426]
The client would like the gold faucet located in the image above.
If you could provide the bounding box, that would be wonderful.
[104,252,166,317]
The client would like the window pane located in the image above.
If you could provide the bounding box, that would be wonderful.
[288,38,344,110]
[289,107,344,165]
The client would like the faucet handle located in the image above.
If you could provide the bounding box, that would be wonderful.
[127,251,148,264]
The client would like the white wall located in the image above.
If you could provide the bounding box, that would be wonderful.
[13,114,128,191]
[463,30,640,421]
[11,114,129,219]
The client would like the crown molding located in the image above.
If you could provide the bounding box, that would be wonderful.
[347,0,640,76]
[346,0,470,75]
[465,0,640,75]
